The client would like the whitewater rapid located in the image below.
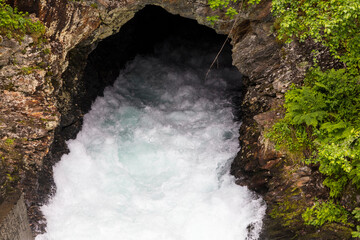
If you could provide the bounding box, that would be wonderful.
[37,39,265,240]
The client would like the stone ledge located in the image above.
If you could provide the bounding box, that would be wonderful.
[0,192,33,240]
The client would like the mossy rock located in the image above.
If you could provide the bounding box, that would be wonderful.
[303,223,352,240]
[0,138,23,202]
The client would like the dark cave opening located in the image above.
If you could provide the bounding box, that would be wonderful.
[57,5,245,134]
[34,4,245,234]
[81,5,243,116]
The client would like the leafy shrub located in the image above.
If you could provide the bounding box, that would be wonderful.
[305,68,360,126]
[284,85,327,127]
[272,0,360,69]
[206,0,261,23]
[260,0,360,232]
[314,129,360,198]
[352,208,360,238]
[207,0,238,18]
[266,120,314,155]
[302,200,350,227]
[0,0,45,41]
[268,67,360,228]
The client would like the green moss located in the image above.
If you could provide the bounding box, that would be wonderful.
[20,65,40,75]
[11,57,17,65]
[37,61,47,68]
[306,223,352,239]
[4,138,14,145]
[0,138,23,198]
[269,188,308,229]
[42,48,51,55]
[6,173,17,182]
[40,118,51,122]
[0,0,45,42]
[303,200,350,227]
[265,0,360,229]
[4,170,19,193]
[90,3,98,8]
[206,0,261,24]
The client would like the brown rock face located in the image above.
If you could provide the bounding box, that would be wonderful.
[0,0,347,239]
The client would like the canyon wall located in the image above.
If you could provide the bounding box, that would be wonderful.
[0,192,33,240]
[0,0,351,239]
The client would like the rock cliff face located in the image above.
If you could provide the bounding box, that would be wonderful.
[0,0,350,238]
[0,192,33,240]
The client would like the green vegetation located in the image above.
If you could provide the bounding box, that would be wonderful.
[272,0,360,69]
[4,138,14,145]
[263,0,360,235]
[352,208,360,238]
[302,200,350,227]
[42,48,51,55]
[269,188,307,229]
[0,138,22,198]
[90,3,98,9]
[0,0,45,41]
[206,0,360,235]
[206,0,261,24]
[20,65,40,75]
[207,0,238,21]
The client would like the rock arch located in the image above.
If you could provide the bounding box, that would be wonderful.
[1,0,300,238]
[33,0,282,234]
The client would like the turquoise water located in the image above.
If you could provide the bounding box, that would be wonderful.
[37,41,265,240]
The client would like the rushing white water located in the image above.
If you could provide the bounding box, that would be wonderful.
[37,39,266,240]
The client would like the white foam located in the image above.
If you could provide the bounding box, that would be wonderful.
[37,41,265,240]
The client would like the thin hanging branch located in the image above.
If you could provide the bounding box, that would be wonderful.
[205,1,245,80]
[205,36,230,79]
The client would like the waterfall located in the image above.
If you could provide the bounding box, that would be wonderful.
[36,37,265,240]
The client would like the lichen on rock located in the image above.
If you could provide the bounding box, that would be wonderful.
[0,0,354,238]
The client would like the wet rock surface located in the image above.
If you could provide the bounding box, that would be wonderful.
[231,37,353,238]
[0,0,353,239]
[0,192,33,240]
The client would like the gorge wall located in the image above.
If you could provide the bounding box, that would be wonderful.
[0,0,352,239]
[0,192,32,240]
